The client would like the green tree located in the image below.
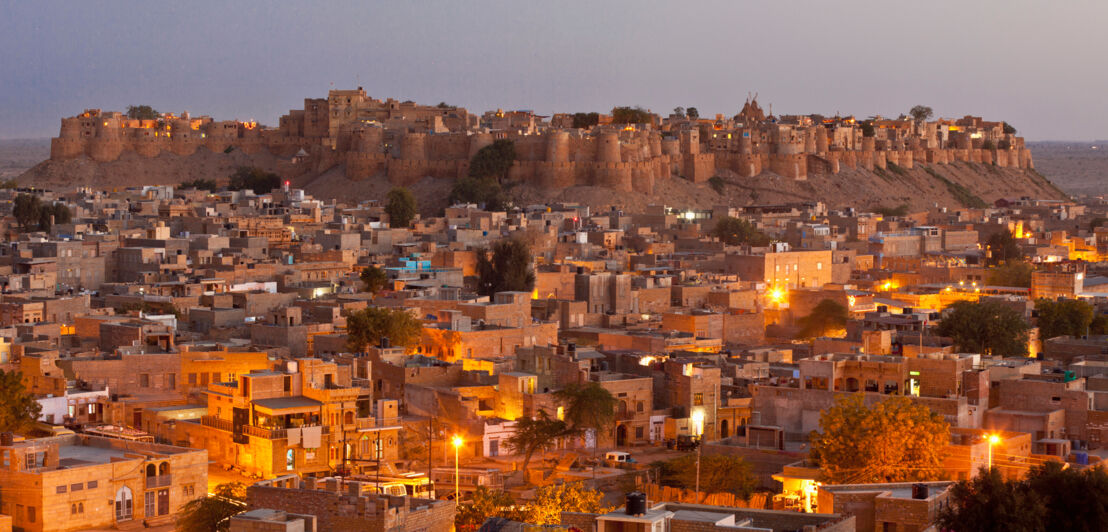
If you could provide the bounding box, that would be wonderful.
[126,105,159,120]
[810,395,949,484]
[523,482,612,525]
[455,487,520,530]
[936,467,1046,532]
[181,178,219,191]
[0,370,42,433]
[686,107,699,120]
[909,105,933,125]
[711,216,770,246]
[468,139,516,183]
[673,107,685,118]
[360,265,389,295]
[610,106,654,124]
[936,300,1030,356]
[175,482,247,532]
[475,238,535,296]
[986,231,1022,265]
[987,261,1033,288]
[860,120,876,137]
[1002,122,1018,135]
[554,381,617,445]
[1025,461,1108,531]
[51,203,72,225]
[1035,298,1094,340]
[1092,314,1108,336]
[505,411,570,471]
[799,299,849,338]
[572,112,600,129]
[655,454,757,499]
[227,166,282,193]
[385,187,418,228]
[873,204,910,217]
[13,193,42,229]
[345,307,423,352]
[449,175,508,211]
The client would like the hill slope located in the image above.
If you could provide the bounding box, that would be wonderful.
[19,149,1068,215]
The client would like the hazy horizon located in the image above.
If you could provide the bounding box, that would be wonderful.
[3,1,1107,141]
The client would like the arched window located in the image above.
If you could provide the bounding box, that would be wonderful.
[145,464,156,478]
[158,462,170,476]
[344,411,354,425]
[115,486,133,520]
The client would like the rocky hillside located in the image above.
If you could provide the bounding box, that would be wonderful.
[18,147,1069,215]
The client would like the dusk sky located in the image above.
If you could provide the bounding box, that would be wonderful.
[2,1,1106,141]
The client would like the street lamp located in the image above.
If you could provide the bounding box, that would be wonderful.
[691,410,705,499]
[452,435,464,500]
[987,433,1000,471]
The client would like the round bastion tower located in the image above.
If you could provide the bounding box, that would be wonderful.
[596,131,621,163]
[351,124,384,153]
[468,132,493,158]
[546,130,570,163]
[51,117,85,159]
[89,115,124,162]
[400,132,427,161]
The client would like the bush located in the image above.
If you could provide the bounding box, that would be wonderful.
[708,176,726,195]
[227,167,282,193]
[180,179,218,191]
[610,106,654,124]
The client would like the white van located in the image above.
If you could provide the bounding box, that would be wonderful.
[605,451,633,464]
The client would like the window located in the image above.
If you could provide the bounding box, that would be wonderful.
[188,373,197,385]
[286,449,295,471]
[167,374,176,390]
[635,426,644,438]
[693,393,704,406]
[140,374,149,387]
[71,482,83,491]
[27,506,35,523]
[57,485,67,494]
[87,480,97,489]
[144,491,155,518]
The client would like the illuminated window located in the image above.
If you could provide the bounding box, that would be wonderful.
[286,449,295,471]
[693,393,704,406]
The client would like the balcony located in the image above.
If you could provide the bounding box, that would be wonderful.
[200,415,233,432]
[146,474,172,489]
[355,417,403,431]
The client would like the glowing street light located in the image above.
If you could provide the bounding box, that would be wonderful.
[691,410,705,498]
[986,433,1001,471]
[452,435,464,500]
[769,288,785,304]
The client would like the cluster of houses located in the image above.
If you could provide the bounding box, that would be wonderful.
[3,181,1108,532]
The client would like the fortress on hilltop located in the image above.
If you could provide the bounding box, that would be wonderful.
[48,88,1033,194]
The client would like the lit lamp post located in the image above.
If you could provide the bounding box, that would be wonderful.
[691,410,705,499]
[987,434,1000,471]
[452,435,464,500]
